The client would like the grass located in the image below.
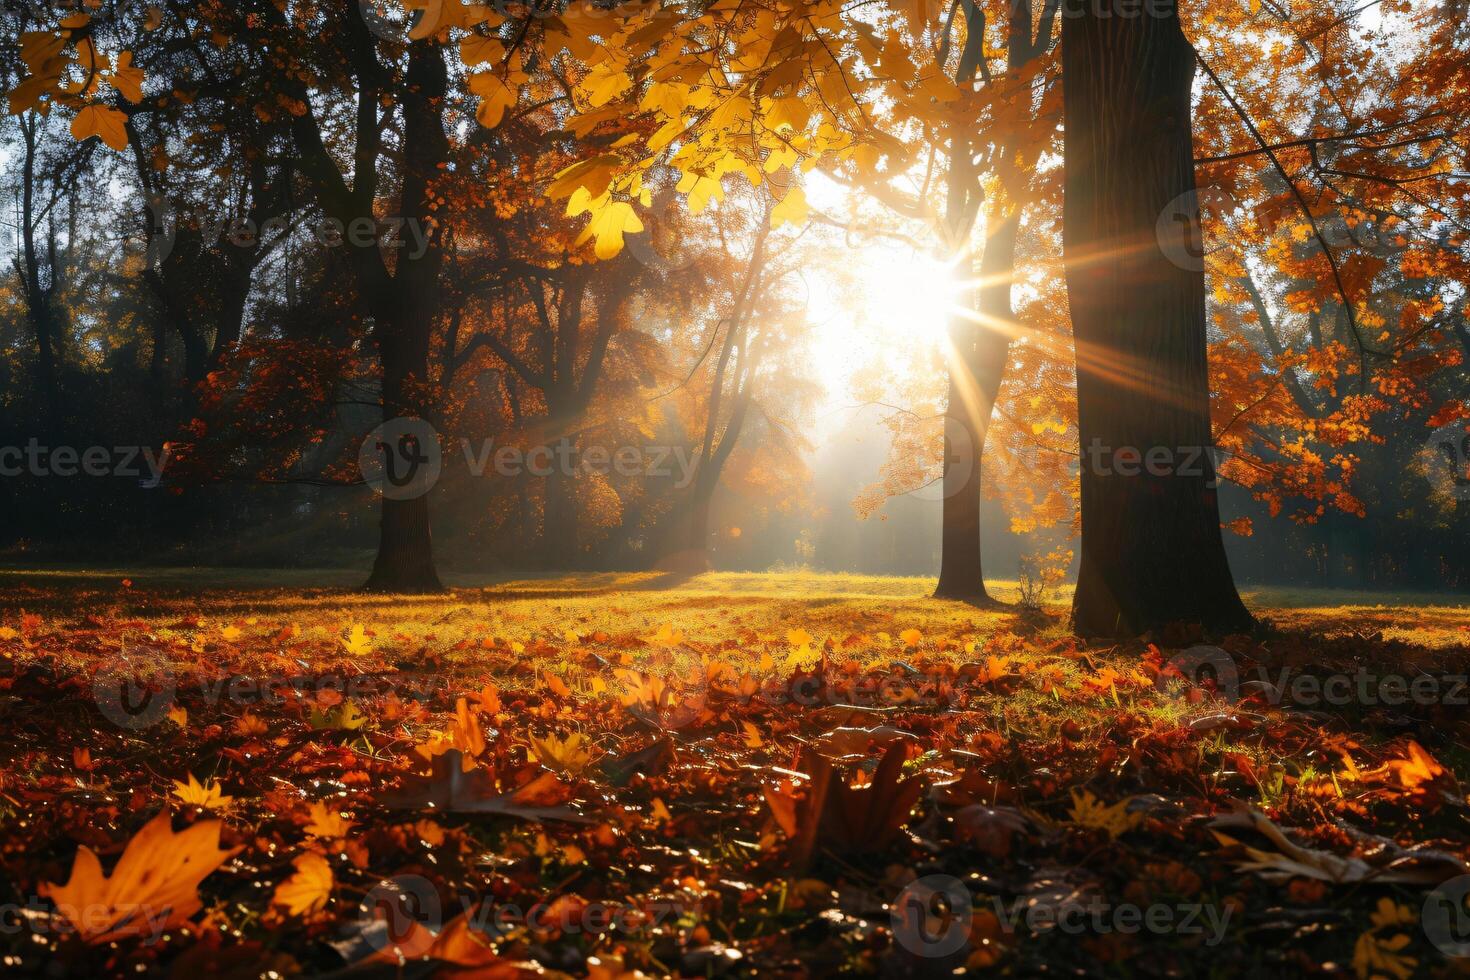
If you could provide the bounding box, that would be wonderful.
[1,568,1468,976]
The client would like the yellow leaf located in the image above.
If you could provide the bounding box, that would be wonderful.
[272,852,333,917]
[741,721,764,749]
[579,62,633,108]
[469,71,517,128]
[770,186,808,229]
[644,622,685,648]
[460,33,505,68]
[1066,789,1142,840]
[173,773,234,810]
[39,811,238,943]
[341,624,373,656]
[547,154,622,201]
[70,104,129,151]
[530,732,598,776]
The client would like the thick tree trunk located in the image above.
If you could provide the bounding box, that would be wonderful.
[1062,1,1252,636]
[362,44,448,593]
[542,457,581,567]
[363,332,444,593]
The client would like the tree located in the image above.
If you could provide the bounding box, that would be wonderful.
[1061,0,1252,635]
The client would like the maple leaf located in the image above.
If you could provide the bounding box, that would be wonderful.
[40,811,238,943]
[572,196,644,260]
[531,732,598,776]
[1382,740,1449,791]
[469,70,518,128]
[173,773,233,810]
[1065,789,1142,840]
[303,801,355,839]
[547,154,621,201]
[308,699,368,731]
[71,104,129,151]
[272,852,333,917]
[1352,931,1416,980]
[340,624,373,656]
[786,628,813,648]
[379,749,590,822]
[643,622,684,647]
[460,33,505,68]
[235,712,269,737]
[354,901,546,974]
[109,50,145,102]
[770,186,809,230]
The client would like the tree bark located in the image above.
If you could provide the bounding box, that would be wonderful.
[1061,0,1252,636]
[934,0,1043,602]
[935,215,1016,602]
[362,43,449,593]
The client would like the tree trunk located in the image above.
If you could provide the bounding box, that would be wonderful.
[362,44,449,593]
[935,214,1016,602]
[542,455,581,567]
[363,332,444,592]
[19,120,63,438]
[1062,1,1252,636]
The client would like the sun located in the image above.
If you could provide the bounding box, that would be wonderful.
[807,243,964,409]
[861,245,962,347]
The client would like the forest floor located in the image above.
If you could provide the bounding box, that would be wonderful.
[1,568,1469,977]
